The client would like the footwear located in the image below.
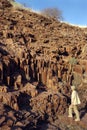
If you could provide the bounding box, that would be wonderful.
[75,118,80,121]
[68,115,73,118]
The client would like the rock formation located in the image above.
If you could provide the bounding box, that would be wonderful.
[0,0,87,130]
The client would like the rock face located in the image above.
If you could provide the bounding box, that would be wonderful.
[0,0,87,130]
[0,0,12,9]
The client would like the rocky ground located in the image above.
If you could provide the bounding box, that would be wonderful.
[0,0,87,130]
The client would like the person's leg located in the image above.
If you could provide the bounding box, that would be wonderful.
[73,105,80,121]
[68,104,73,117]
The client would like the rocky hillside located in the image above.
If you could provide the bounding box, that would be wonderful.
[0,0,87,130]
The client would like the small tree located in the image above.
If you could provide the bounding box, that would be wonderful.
[41,8,63,21]
[69,57,78,72]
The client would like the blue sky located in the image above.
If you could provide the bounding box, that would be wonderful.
[15,0,87,26]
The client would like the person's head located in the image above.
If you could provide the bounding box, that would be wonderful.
[71,85,76,91]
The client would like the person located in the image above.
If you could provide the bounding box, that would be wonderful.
[68,85,81,121]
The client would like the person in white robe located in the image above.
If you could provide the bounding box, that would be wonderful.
[68,85,81,121]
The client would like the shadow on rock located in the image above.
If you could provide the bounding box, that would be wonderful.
[80,102,87,119]
[17,92,31,110]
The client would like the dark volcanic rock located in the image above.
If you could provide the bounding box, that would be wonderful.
[0,0,87,130]
[0,0,12,9]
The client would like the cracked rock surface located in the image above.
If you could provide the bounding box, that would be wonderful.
[0,0,87,130]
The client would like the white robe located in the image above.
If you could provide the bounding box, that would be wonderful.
[71,90,81,105]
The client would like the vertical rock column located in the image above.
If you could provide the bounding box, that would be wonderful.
[53,63,58,76]
[33,59,38,81]
[57,64,62,81]
[31,59,35,81]
[42,67,47,85]
[3,57,11,86]
[46,68,53,89]
[6,76,10,86]
[23,52,30,81]
[37,59,42,83]
[0,61,3,84]
[24,64,30,80]
[41,60,45,84]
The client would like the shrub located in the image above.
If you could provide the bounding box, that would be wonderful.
[41,8,63,21]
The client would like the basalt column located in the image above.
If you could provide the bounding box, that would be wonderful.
[3,57,11,86]
[37,59,42,83]
[42,67,47,85]
[0,61,3,84]
[24,64,30,81]
[57,64,62,82]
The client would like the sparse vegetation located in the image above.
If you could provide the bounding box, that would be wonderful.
[8,0,30,10]
[41,8,63,21]
[69,57,78,73]
[69,57,78,65]
[10,0,25,9]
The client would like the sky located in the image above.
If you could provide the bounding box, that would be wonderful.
[15,0,87,26]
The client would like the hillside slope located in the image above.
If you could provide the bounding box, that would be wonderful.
[0,0,87,130]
